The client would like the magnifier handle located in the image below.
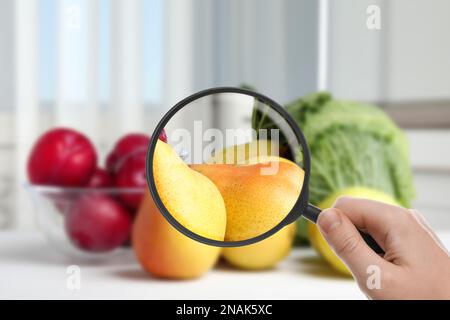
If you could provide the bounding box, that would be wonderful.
[305,204,384,255]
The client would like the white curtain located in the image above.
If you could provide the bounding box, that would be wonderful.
[2,0,318,229]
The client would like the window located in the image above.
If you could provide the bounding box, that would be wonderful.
[39,0,165,107]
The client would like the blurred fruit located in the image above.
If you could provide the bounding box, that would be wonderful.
[308,187,400,276]
[106,131,166,174]
[106,133,150,174]
[114,133,150,160]
[86,168,113,188]
[49,192,77,215]
[207,140,279,164]
[65,194,131,252]
[158,128,167,143]
[133,193,222,279]
[222,223,296,270]
[27,128,97,186]
[191,160,304,241]
[114,150,146,209]
[105,152,118,174]
[295,218,310,245]
[246,155,293,165]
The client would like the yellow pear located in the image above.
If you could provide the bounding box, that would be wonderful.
[153,140,226,240]
[132,141,226,279]
[308,187,400,276]
[190,160,304,242]
[222,223,296,270]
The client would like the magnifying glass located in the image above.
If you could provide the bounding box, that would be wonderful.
[146,87,383,253]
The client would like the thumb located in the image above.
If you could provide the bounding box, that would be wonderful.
[317,208,386,280]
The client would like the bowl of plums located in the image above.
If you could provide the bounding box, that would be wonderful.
[26,127,166,258]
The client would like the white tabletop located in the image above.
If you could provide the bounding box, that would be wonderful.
[1,231,449,300]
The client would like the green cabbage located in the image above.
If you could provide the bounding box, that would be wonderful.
[253,92,415,241]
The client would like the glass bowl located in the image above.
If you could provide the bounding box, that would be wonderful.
[26,184,145,258]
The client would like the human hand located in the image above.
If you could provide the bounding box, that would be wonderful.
[317,197,450,300]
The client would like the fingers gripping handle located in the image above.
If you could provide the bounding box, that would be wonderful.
[304,204,384,255]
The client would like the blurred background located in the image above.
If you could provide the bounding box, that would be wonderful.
[0,0,449,231]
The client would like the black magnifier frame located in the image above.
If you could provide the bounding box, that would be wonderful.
[146,87,310,247]
[146,87,384,253]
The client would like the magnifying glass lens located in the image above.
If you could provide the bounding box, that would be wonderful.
[149,90,308,246]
